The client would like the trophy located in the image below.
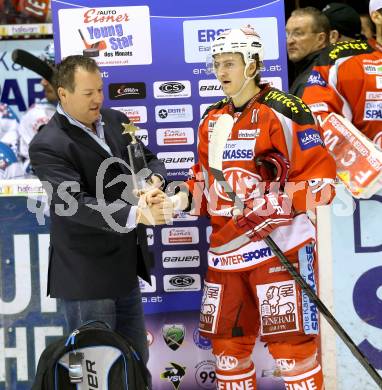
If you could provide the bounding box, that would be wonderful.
[122,122,149,192]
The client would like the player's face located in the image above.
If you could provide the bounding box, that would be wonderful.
[214,53,248,96]
[286,15,324,63]
[59,67,104,129]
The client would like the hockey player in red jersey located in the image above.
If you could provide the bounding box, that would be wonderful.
[302,20,382,148]
[170,27,336,389]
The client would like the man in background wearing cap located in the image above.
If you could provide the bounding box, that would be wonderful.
[286,7,330,97]
[302,2,382,148]
[17,42,57,171]
[323,2,363,43]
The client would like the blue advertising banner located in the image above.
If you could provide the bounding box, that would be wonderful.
[328,190,382,389]
[0,0,288,389]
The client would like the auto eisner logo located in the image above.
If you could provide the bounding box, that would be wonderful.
[161,227,199,245]
[111,106,147,123]
[157,128,194,146]
[109,82,146,100]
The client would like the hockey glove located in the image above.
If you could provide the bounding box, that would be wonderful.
[234,152,293,241]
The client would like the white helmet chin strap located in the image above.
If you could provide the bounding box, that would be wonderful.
[228,62,258,99]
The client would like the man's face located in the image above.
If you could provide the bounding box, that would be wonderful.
[213,53,249,96]
[60,67,104,128]
[286,15,324,63]
[41,78,57,103]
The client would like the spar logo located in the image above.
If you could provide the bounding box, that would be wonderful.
[214,167,261,201]
[111,106,147,123]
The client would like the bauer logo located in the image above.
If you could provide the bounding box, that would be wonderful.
[157,151,194,169]
[162,250,200,268]
[109,82,146,100]
[138,275,156,293]
[183,18,279,63]
[198,79,224,97]
[163,274,201,292]
[155,104,193,122]
[161,227,199,245]
[156,128,194,146]
[111,106,147,123]
[154,81,191,98]
[147,228,154,246]
[134,129,148,145]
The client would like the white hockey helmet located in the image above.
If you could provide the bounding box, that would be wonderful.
[211,25,264,67]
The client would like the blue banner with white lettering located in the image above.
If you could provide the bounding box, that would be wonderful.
[1,0,288,388]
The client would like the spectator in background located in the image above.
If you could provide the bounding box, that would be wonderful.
[286,6,330,96]
[322,2,363,43]
[0,142,25,179]
[0,103,19,155]
[17,42,57,168]
[302,1,382,148]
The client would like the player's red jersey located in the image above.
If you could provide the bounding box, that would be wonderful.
[187,85,336,272]
[302,40,382,147]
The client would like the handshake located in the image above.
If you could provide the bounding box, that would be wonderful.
[135,175,188,226]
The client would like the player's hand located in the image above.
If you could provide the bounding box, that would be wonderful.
[136,194,173,226]
[234,151,293,241]
[234,193,293,240]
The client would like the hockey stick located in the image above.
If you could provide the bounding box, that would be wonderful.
[12,49,55,84]
[209,114,382,387]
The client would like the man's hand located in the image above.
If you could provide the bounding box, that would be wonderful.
[136,192,173,226]
[234,193,293,240]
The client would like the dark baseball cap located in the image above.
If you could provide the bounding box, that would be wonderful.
[322,2,362,39]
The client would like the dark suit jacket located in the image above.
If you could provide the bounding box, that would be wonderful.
[29,108,166,300]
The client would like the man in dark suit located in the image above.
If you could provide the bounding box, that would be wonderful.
[29,55,170,375]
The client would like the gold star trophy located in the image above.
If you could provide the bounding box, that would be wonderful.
[122,122,148,191]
